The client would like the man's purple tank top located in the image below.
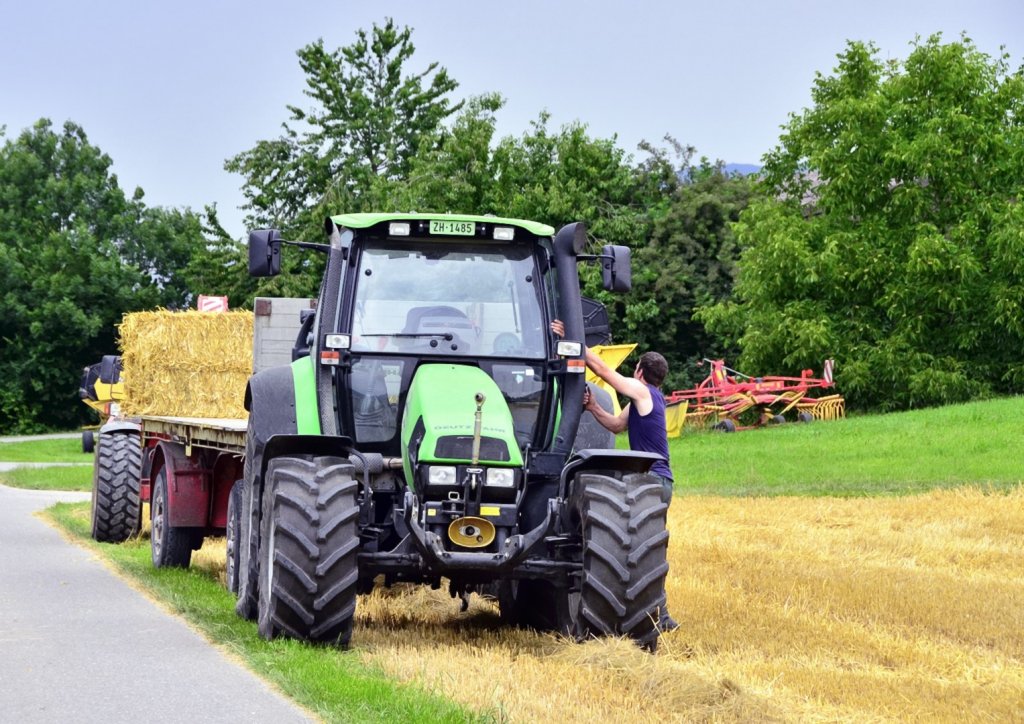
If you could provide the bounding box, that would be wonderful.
[627,384,673,480]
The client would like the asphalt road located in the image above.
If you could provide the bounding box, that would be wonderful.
[0,482,313,723]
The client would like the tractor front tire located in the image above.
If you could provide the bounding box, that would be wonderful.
[226,479,244,594]
[150,467,195,568]
[90,432,142,543]
[82,430,95,454]
[257,456,360,646]
[570,472,670,651]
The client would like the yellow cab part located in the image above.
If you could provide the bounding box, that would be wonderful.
[82,379,126,419]
[586,343,637,416]
[93,379,126,403]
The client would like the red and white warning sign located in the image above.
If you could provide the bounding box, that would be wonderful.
[197,295,229,313]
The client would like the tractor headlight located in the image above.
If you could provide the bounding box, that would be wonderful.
[485,468,516,488]
[427,466,457,486]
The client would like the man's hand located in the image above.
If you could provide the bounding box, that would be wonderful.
[550,319,565,338]
[583,387,599,413]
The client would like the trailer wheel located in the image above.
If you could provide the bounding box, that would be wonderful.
[235,422,260,620]
[713,419,737,433]
[770,414,786,425]
[226,479,244,594]
[257,456,359,646]
[798,411,814,423]
[90,432,142,543]
[150,467,194,568]
[82,430,95,454]
[568,472,670,651]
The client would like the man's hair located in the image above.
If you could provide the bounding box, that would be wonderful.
[638,351,668,387]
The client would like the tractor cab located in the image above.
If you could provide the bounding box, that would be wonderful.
[242,213,669,652]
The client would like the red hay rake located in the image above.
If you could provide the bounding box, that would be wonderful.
[665,359,844,433]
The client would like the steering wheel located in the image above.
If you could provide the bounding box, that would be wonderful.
[493,333,522,355]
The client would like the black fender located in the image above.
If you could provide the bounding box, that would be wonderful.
[558,449,665,499]
[258,434,353,489]
[244,365,299,442]
[243,365,301,522]
[244,365,353,494]
[99,418,140,435]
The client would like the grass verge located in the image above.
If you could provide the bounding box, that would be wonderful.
[668,395,1024,496]
[0,436,89,463]
[44,503,480,724]
[0,465,92,491]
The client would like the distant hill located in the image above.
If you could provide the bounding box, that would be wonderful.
[723,163,761,176]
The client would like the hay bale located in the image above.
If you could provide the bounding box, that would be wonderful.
[118,310,253,419]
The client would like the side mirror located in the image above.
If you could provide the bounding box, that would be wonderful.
[601,244,632,293]
[248,229,282,277]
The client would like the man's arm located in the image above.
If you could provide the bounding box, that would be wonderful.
[585,391,630,434]
[585,348,652,415]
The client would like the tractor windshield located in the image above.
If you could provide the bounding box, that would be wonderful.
[351,240,546,359]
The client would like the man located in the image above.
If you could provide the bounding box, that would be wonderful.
[583,347,678,632]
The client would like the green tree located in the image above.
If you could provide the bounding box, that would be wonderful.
[700,35,1024,410]
[0,120,208,432]
[226,18,462,241]
[631,148,761,390]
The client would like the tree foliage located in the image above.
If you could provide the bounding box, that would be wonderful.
[0,120,209,432]
[225,19,757,386]
[226,18,462,238]
[631,147,761,390]
[700,35,1024,409]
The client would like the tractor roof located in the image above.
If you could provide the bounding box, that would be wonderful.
[330,212,555,238]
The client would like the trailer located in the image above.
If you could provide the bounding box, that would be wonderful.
[88,298,310,569]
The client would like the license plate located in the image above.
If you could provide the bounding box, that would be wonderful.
[430,219,475,236]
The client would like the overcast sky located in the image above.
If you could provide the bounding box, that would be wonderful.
[2,0,1021,238]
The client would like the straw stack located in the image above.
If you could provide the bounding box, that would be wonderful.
[119,310,254,419]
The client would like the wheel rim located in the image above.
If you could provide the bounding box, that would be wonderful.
[226,496,237,585]
[153,474,165,560]
[264,517,275,607]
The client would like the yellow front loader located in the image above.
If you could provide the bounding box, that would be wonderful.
[79,355,126,452]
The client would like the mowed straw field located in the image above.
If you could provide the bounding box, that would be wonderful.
[190,486,1024,721]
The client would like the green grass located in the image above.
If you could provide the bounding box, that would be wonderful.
[0,465,92,491]
[667,396,1024,497]
[44,503,481,724]
[0,436,89,462]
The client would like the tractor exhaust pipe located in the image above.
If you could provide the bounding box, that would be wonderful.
[550,222,588,458]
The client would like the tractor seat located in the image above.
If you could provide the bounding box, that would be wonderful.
[400,306,476,353]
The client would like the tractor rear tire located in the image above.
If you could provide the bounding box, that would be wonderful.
[257,456,360,646]
[226,479,243,594]
[90,432,142,543]
[569,472,670,651]
[150,467,195,568]
[573,383,616,451]
[235,420,261,620]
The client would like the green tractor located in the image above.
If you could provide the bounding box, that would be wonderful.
[236,213,670,650]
